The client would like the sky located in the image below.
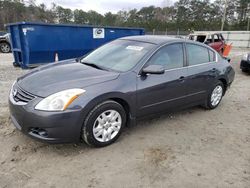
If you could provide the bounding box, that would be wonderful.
[35,0,176,14]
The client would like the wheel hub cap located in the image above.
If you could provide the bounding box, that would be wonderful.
[1,44,10,53]
[211,85,223,107]
[93,110,122,142]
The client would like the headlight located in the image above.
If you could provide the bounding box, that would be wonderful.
[9,80,16,99]
[10,80,16,93]
[35,89,85,111]
[242,53,249,61]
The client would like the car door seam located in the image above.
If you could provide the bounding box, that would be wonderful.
[140,90,206,109]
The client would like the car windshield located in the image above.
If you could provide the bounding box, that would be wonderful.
[81,39,155,72]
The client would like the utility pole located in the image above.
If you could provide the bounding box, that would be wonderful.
[247,3,250,31]
[248,17,250,31]
[221,0,228,31]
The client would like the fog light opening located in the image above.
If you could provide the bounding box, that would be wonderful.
[29,128,48,137]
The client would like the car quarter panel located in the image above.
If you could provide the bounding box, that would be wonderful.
[186,59,234,103]
[217,60,235,87]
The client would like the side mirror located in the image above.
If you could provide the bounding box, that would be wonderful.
[142,65,165,75]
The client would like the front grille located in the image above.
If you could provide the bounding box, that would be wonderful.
[12,84,35,103]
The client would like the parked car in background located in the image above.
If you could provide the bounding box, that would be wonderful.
[189,32,226,54]
[240,53,250,72]
[9,36,235,147]
[0,33,11,53]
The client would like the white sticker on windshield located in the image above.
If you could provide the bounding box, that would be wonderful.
[126,45,144,51]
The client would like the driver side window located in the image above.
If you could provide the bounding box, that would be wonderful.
[147,43,184,70]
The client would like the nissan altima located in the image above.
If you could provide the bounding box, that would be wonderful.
[9,36,235,147]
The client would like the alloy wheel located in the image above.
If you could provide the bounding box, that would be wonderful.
[92,110,122,142]
[210,85,223,107]
[1,43,10,53]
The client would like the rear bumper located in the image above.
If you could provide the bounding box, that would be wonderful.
[9,98,84,144]
[240,60,250,70]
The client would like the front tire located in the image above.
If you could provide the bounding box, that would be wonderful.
[82,100,126,147]
[205,81,224,109]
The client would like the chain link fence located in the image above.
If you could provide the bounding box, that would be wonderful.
[146,30,189,36]
[146,29,250,48]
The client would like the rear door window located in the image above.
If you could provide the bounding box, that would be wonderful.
[209,49,216,62]
[186,43,210,66]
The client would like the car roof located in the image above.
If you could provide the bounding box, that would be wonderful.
[120,35,184,45]
[120,34,217,53]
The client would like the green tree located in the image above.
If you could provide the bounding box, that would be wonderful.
[74,9,88,24]
[103,12,118,26]
[86,10,103,25]
[56,6,73,23]
[0,0,249,32]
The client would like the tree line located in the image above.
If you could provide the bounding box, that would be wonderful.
[0,0,249,32]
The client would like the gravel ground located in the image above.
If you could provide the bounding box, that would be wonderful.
[0,48,250,188]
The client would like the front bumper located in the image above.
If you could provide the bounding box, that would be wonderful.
[240,60,250,71]
[9,96,84,144]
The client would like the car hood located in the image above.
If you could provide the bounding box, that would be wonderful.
[17,60,120,97]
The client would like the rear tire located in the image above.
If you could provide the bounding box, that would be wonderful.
[0,42,11,53]
[204,81,224,109]
[82,100,126,147]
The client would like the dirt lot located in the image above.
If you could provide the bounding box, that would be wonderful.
[0,49,250,188]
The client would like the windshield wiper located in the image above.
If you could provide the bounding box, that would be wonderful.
[81,62,106,70]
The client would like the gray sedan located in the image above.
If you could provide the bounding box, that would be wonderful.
[9,36,235,147]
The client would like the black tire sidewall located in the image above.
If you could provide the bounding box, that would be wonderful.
[82,101,126,147]
[242,68,248,73]
[207,81,224,109]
